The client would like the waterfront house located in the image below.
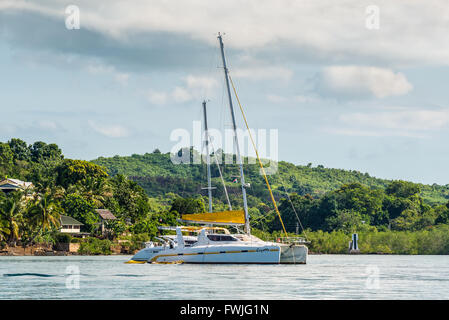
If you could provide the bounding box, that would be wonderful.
[95,209,117,235]
[60,215,84,235]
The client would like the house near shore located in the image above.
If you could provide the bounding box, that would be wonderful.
[95,209,117,235]
[0,178,34,194]
[60,215,88,237]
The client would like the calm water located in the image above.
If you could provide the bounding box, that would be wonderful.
[1,255,449,299]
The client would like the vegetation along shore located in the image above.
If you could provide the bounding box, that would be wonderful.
[1,138,449,255]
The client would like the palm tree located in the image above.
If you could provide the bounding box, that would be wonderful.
[75,177,113,208]
[27,193,62,245]
[0,191,24,246]
[0,220,10,242]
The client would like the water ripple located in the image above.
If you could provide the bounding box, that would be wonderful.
[3,273,57,278]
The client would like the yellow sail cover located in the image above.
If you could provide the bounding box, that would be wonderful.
[181,210,245,225]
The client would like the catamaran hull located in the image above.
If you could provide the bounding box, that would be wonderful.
[129,244,282,264]
[279,244,308,264]
[129,245,308,264]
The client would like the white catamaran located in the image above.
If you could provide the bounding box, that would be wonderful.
[127,34,308,264]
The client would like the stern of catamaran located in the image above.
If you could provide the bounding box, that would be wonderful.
[278,244,308,264]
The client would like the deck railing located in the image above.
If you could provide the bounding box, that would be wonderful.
[274,237,309,244]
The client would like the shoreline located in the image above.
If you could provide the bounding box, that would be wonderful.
[0,244,136,257]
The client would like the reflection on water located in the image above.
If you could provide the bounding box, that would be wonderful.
[1,255,449,299]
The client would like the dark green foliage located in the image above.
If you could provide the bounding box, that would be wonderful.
[78,237,112,255]
[435,202,449,224]
[29,141,63,162]
[62,194,99,233]
[271,181,441,234]
[170,197,206,214]
[0,143,14,178]
[55,233,72,244]
[386,180,421,198]
[8,138,31,162]
[56,159,108,188]
[107,174,150,224]
[123,233,151,252]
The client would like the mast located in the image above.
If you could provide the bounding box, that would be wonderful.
[217,33,250,234]
[202,100,213,213]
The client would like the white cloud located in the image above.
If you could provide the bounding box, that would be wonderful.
[88,120,130,138]
[329,108,449,137]
[172,86,192,103]
[266,94,287,103]
[185,75,218,91]
[146,90,168,105]
[232,66,293,82]
[114,73,129,86]
[146,75,218,105]
[37,120,58,131]
[267,94,318,104]
[3,0,449,67]
[315,66,413,99]
[294,95,319,103]
[86,62,130,86]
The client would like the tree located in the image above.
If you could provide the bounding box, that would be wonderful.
[8,138,31,162]
[0,142,14,176]
[26,158,63,190]
[26,193,62,244]
[435,202,449,224]
[108,174,150,224]
[325,209,363,233]
[277,193,315,233]
[62,194,99,233]
[0,219,9,242]
[131,218,158,238]
[333,182,384,222]
[56,159,108,188]
[0,191,24,245]
[386,180,421,198]
[72,176,112,208]
[29,141,63,162]
[391,208,421,231]
[170,197,206,215]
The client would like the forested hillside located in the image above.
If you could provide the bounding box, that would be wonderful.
[92,150,449,206]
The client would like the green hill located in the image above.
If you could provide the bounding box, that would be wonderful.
[92,150,449,206]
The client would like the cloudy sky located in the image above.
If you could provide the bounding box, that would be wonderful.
[1,0,449,184]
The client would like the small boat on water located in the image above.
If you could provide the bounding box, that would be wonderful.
[127,33,308,265]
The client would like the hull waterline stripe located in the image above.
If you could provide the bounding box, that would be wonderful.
[148,248,279,263]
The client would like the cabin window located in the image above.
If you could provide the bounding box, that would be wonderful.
[185,240,196,246]
[207,235,238,242]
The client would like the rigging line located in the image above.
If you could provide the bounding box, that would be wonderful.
[207,131,233,211]
[228,74,289,238]
[279,179,309,241]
